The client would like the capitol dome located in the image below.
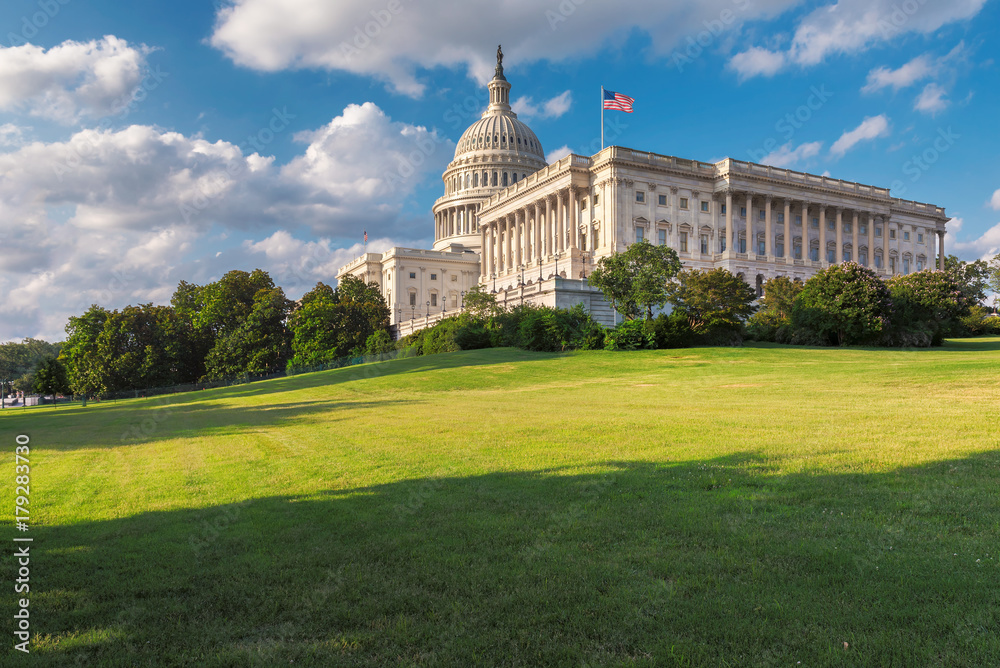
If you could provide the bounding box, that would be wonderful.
[432,46,548,252]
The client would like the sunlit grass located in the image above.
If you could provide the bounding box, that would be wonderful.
[2,339,999,666]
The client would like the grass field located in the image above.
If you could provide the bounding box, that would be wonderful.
[3,339,1000,666]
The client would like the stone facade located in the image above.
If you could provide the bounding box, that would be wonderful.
[338,48,950,336]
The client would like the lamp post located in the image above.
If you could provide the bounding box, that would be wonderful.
[426,300,430,318]
[554,251,561,280]
[460,290,465,311]
[410,305,415,321]
[519,264,525,305]
[0,378,7,409]
[491,273,496,293]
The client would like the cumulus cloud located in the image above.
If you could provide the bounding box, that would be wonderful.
[0,36,153,123]
[512,90,572,119]
[990,189,1000,211]
[545,145,572,164]
[829,115,890,157]
[861,55,935,93]
[730,0,987,79]
[728,47,787,80]
[947,217,1000,260]
[914,82,949,114]
[760,141,823,168]
[0,123,27,147]
[0,102,449,341]
[209,0,800,96]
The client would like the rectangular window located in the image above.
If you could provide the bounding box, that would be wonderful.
[827,219,835,231]
[860,253,868,267]
[680,197,689,209]
[860,224,868,235]
[843,251,851,263]
[701,201,710,212]
[794,243,802,259]
[452,295,458,308]
[759,210,766,221]
[409,272,416,279]
[890,229,896,239]
[701,234,709,254]
[758,239,766,255]
[776,242,784,257]
[430,273,437,280]
[795,215,803,226]
[811,218,819,228]
[409,292,416,306]
[431,293,438,307]
[890,257,897,273]
[720,235,727,252]
[827,249,836,263]
[658,229,666,245]
[451,275,458,282]
[875,254,883,269]
[777,213,785,224]
[658,194,667,206]
[903,259,910,273]
[917,259,925,271]
[594,194,599,205]
[679,232,688,252]
[740,207,747,217]
[739,237,747,254]
[636,191,645,203]
[917,233,924,244]
[636,227,644,242]
[810,247,819,261]
[903,231,910,241]
[721,204,727,214]
[844,223,852,234]
[875,226,882,237]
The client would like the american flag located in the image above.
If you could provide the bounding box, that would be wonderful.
[603,89,634,113]
[364,230,367,243]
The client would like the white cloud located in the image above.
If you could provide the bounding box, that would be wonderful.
[914,82,949,114]
[728,47,787,80]
[546,145,572,164]
[0,36,153,123]
[209,0,801,96]
[829,115,890,157]
[730,0,987,78]
[861,55,934,93]
[512,90,572,119]
[989,189,1000,211]
[760,141,823,168]
[0,102,450,341]
[947,217,1000,260]
[0,123,27,147]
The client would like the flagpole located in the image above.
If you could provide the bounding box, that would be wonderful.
[600,85,604,151]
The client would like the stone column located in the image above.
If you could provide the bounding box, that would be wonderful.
[783,199,791,258]
[514,211,522,269]
[745,192,754,254]
[569,188,579,250]
[819,205,827,264]
[557,190,566,252]
[851,211,859,264]
[725,189,733,252]
[495,220,503,276]
[883,216,891,274]
[938,230,946,270]
[835,208,843,264]
[764,195,773,257]
[867,212,875,266]
[534,201,543,264]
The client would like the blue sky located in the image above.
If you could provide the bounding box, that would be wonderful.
[0,0,997,340]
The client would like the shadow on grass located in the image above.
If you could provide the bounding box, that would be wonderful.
[10,452,1000,667]
[940,336,1000,352]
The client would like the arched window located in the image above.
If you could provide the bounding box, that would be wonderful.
[502,172,508,187]
[512,173,518,184]
[473,172,479,187]
[492,171,498,186]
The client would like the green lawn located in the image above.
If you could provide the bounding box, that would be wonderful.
[3,340,1000,666]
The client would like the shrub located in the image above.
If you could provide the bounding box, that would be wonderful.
[667,268,757,346]
[649,312,694,349]
[793,263,890,346]
[604,319,654,351]
[364,330,395,355]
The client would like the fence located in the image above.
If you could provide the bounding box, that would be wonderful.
[5,348,418,410]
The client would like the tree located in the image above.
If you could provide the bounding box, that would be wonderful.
[793,262,890,346]
[288,279,390,368]
[746,276,803,342]
[0,338,61,396]
[888,269,976,345]
[462,285,501,321]
[204,287,294,378]
[588,240,682,320]
[987,254,1000,311]
[62,305,111,395]
[943,255,989,306]
[666,268,757,344]
[33,357,69,403]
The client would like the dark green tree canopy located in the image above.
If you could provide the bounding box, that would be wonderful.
[792,262,890,346]
[288,279,390,368]
[588,240,683,320]
[666,268,757,343]
[33,356,70,400]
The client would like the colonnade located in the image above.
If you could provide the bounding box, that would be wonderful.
[723,190,945,273]
[479,186,589,280]
[435,204,480,241]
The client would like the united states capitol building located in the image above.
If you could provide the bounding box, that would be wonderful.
[338,50,950,337]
